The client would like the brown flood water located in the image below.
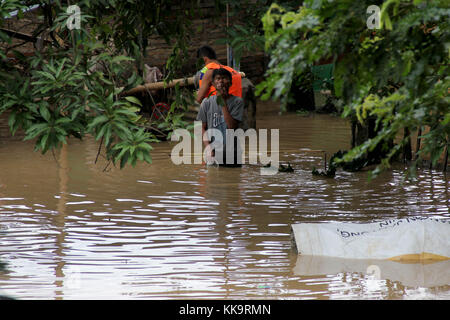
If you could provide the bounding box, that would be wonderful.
[0,101,449,299]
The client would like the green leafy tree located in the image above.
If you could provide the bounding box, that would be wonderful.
[0,0,197,168]
[215,0,299,67]
[257,0,449,178]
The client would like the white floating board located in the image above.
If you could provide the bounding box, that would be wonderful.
[291,217,450,261]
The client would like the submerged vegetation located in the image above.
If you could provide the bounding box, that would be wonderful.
[312,150,369,178]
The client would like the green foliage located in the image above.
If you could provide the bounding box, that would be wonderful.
[109,128,156,168]
[156,84,196,139]
[84,0,195,75]
[0,0,198,169]
[216,0,299,68]
[216,23,265,67]
[258,0,450,178]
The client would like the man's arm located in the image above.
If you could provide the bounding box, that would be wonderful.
[196,69,214,103]
[202,121,215,160]
[222,102,239,129]
[201,121,210,148]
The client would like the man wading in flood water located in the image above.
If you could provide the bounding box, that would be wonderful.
[196,68,244,167]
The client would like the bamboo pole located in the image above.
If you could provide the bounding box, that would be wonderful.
[226,3,230,67]
[121,72,246,96]
[121,77,195,96]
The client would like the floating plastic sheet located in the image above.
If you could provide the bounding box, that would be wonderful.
[291,217,450,261]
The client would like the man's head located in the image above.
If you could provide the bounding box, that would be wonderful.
[197,45,217,64]
[212,68,232,94]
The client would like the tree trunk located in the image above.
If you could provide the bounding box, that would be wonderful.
[403,128,412,162]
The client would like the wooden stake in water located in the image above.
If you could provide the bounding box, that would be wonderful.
[443,144,448,173]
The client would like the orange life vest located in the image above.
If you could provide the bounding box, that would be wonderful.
[199,62,242,98]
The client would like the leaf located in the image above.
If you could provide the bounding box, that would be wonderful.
[124,96,142,107]
[7,112,16,131]
[55,117,72,125]
[40,133,49,151]
[104,126,112,147]
[34,71,56,81]
[24,123,49,140]
[40,106,51,122]
[136,150,144,161]
[88,115,109,130]
[143,151,152,164]
[111,55,133,64]
[383,13,393,30]
[55,58,66,79]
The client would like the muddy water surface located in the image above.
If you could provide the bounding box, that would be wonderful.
[0,103,449,299]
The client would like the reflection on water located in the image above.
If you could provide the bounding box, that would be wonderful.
[0,109,449,299]
[293,255,450,299]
